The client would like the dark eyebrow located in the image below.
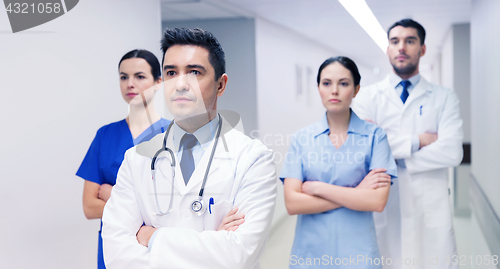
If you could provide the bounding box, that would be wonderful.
[119,72,128,76]
[406,36,418,40]
[187,64,206,72]
[163,65,176,70]
[134,72,145,76]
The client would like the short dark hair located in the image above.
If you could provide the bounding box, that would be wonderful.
[161,28,226,80]
[118,49,161,81]
[387,19,426,45]
[317,56,361,87]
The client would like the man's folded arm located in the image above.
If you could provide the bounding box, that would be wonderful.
[102,149,150,269]
[406,90,464,173]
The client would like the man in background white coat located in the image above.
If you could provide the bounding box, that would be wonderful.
[351,19,463,268]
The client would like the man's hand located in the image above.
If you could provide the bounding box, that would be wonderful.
[98,184,113,202]
[218,207,245,232]
[418,133,438,148]
[136,225,158,247]
[301,181,325,196]
[356,168,391,189]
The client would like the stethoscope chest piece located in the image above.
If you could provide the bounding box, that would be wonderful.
[190,197,206,216]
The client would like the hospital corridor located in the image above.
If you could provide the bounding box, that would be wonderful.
[1,0,499,268]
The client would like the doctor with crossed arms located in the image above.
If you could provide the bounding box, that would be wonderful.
[102,28,277,268]
[351,19,463,268]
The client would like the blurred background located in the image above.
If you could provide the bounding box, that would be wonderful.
[0,0,498,268]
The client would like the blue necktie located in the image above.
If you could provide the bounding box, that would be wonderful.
[180,133,198,185]
[400,80,411,104]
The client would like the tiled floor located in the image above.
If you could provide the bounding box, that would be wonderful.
[260,214,472,269]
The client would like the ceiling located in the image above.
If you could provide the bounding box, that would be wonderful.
[161,0,471,73]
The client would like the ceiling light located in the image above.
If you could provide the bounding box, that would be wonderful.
[339,0,388,52]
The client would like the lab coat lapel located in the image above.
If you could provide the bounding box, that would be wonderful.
[403,77,431,108]
[378,76,404,109]
[203,131,235,189]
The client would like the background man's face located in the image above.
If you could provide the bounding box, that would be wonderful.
[162,45,219,121]
[387,26,426,76]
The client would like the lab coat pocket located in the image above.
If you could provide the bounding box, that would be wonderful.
[415,106,438,134]
[203,200,233,231]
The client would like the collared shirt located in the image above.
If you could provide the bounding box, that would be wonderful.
[279,110,397,263]
[389,72,421,98]
[172,114,220,168]
[390,73,421,154]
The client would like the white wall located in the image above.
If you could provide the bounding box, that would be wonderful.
[441,24,472,142]
[440,28,454,90]
[470,0,500,258]
[441,23,471,144]
[453,24,471,143]
[0,1,162,268]
[470,0,500,218]
[254,18,383,224]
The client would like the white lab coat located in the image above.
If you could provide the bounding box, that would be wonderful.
[351,75,463,269]
[102,117,277,269]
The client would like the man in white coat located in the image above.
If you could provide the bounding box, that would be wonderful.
[102,28,277,268]
[351,19,463,268]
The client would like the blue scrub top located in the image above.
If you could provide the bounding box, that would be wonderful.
[76,118,170,269]
[77,118,170,185]
[280,110,397,269]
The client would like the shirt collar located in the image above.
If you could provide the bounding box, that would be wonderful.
[348,111,371,136]
[313,109,370,138]
[172,114,220,151]
[389,72,421,89]
[313,114,330,137]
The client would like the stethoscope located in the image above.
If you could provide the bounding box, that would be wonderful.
[150,114,223,217]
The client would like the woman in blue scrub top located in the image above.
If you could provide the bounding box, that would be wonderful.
[281,56,397,268]
[76,49,170,269]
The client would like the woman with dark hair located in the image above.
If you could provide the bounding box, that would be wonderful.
[76,49,170,269]
[281,56,397,268]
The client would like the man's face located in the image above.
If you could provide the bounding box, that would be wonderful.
[387,26,426,77]
[162,45,226,121]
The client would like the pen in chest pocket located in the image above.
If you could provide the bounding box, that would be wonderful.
[209,197,214,214]
[420,105,423,115]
